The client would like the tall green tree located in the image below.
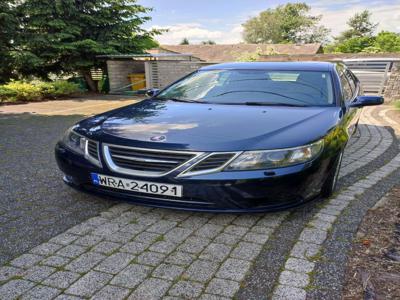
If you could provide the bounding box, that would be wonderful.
[242,3,330,44]
[180,38,190,45]
[15,0,158,90]
[335,10,377,42]
[0,1,18,83]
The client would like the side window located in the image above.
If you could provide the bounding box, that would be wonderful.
[339,73,353,101]
[345,71,357,96]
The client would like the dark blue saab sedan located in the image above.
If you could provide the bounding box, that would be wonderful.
[55,62,383,212]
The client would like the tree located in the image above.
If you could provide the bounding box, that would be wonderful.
[15,0,158,91]
[201,40,216,45]
[336,10,377,42]
[180,38,190,45]
[0,1,18,83]
[242,3,330,44]
[373,31,400,52]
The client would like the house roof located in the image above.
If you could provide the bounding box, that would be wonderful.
[155,44,322,62]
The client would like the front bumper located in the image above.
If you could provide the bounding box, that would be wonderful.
[55,142,333,212]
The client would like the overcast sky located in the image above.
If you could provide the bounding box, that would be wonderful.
[140,0,400,44]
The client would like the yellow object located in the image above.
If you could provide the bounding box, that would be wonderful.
[128,73,146,90]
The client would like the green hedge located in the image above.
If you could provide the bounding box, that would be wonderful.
[0,80,82,103]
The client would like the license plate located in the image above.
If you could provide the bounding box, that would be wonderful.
[91,173,183,197]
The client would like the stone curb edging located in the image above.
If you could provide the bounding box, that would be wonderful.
[271,152,400,300]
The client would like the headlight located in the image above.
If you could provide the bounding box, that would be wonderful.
[62,126,87,155]
[225,140,324,171]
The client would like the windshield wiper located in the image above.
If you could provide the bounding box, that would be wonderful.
[243,102,307,107]
[155,97,205,103]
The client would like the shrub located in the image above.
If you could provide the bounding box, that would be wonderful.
[0,80,82,102]
[395,100,400,110]
[0,86,17,102]
[4,81,42,101]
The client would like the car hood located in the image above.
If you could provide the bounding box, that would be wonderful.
[79,99,342,151]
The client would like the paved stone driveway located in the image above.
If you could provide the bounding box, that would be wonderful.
[0,100,399,300]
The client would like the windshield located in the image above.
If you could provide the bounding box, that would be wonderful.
[155,69,335,106]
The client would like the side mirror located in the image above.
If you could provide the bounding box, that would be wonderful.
[145,88,160,98]
[349,95,384,108]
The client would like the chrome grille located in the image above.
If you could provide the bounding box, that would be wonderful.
[104,144,201,176]
[87,140,99,159]
[190,153,236,172]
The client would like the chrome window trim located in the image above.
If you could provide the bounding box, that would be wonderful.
[177,151,242,178]
[103,143,204,177]
[85,140,102,168]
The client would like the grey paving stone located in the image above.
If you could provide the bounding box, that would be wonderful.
[314,213,336,223]
[309,219,332,231]
[279,270,309,288]
[230,242,262,261]
[206,278,240,298]
[149,241,177,254]
[164,227,193,243]
[65,271,112,297]
[66,223,95,236]
[43,271,81,289]
[0,279,36,300]
[56,245,87,259]
[85,217,108,226]
[199,293,230,300]
[216,258,251,281]
[185,259,219,282]
[92,223,122,236]
[272,284,306,300]
[73,235,103,247]
[178,236,211,254]
[146,220,177,234]
[168,280,204,298]
[251,225,274,235]
[64,252,105,273]
[0,266,24,282]
[20,284,60,300]
[165,251,196,267]
[214,233,241,245]
[223,225,248,237]
[91,285,130,300]
[119,223,147,235]
[104,231,135,244]
[200,243,232,262]
[257,214,286,228]
[290,242,320,259]
[208,214,236,226]
[110,264,152,288]
[285,258,315,273]
[54,295,83,300]
[49,233,79,246]
[30,243,63,257]
[23,265,56,282]
[41,255,70,268]
[91,241,121,255]
[195,223,224,238]
[128,278,171,300]
[94,252,135,274]
[10,253,44,269]
[179,216,210,230]
[298,228,328,245]
[137,251,166,266]
[232,215,260,227]
[152,263,184,281]
[133,232,162,246]
[119,241,147,255]
[242,231,271,244]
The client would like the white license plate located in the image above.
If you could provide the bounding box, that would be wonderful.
[91,173,183,197]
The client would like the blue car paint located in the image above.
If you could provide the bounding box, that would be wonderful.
[55,62,366,212]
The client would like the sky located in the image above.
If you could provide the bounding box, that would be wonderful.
[139,0,400,44]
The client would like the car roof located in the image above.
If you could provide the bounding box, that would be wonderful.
[200,62,335,72]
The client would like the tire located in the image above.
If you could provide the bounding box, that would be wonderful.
[321,150,344,197]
